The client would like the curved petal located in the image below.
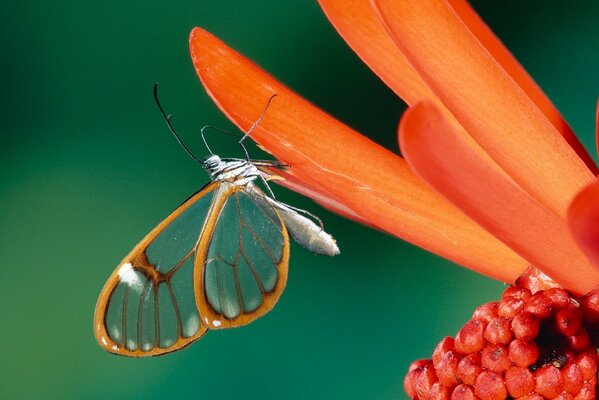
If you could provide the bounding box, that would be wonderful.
[317,0,434,105]
[400,101,599,295]
[317,0,597,176]
[317,0,506,177]
[447,0,597,174]
[372,0,595,219]
[596,98,599,159]
[569,180,599,270]
[189,27,527,281]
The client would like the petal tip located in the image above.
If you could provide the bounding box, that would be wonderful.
[398,101,439,153]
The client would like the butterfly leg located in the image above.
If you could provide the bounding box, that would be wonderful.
[259,174,278,200]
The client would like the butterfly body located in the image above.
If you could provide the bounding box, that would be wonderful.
[94,154,338,356]
[204,155,261,183]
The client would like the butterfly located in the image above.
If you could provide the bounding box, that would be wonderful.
[93,86,339,356]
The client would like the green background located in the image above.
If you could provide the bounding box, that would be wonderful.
[1,1,598,399]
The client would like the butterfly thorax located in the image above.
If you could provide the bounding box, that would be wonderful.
[202,155,263,186]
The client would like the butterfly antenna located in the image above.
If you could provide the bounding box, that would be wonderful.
[199,125,215,155]
[238,94,278,146]
[153,83,202,164]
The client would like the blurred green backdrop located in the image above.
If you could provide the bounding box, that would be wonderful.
[1,1,598,399]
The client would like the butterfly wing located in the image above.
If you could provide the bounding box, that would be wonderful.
[195,184,290,329]
[94,183,220,356]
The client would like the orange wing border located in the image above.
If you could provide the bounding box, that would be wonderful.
[194,185,290,329]
[93,182,219,357]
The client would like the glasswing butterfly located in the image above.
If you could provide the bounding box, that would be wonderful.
[93,86,339,356]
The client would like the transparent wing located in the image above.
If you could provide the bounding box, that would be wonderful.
[94,183,219,356]
[195,185,290,329]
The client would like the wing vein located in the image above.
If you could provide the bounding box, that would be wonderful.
[137,280,152,350]
[242,251,266,295]
[166,250,195,279]
[154,284,160,348]
[215,260,224,317]
[166,280,184,339]
[121,285,129,347]
[234,195,246,313]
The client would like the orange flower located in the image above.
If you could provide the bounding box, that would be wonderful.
[189,0,599,295]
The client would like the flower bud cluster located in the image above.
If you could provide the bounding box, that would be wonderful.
[404,286,599,400]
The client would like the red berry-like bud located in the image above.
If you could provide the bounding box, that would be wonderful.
[484,317,513,344]
[498,297,525,318]
[511,312,539,340]
[504,366,534,398]
[403,282,599,400]
[514,267,561,293]
[474,371,507,400]
[407,359,431,373]
[544,288,572,309]
[415,364,437,400]
[578,347,598,363]
[524,294,553,318]
[555,307,583,337]
[562,362,584,395]
[502,287,532,301]
[457,353,482,386]
[405,360,431,398]
[533,365,563,398]
[433,337,455,365]
[404,369,419,399]
[472,302,499,323]
[435,351,460,387]
[450,384,477,400]
[575,350,598,381]
[455,320,485,354]
[428,383,451,400]
[567,328,590,351]
[508,339,539,367]
[481,345,511,372]
[580,288,599,324]
[574,382,595,400]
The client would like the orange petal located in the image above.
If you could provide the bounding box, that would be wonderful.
[189,27,527,281]
[569,180,599,270]
[317,0,505,173]
[318,0,519,190]
[317,0,434,105]
[447,0,597,174]
[372,0,594,219]
[596,98,599,158]
[400,101,599,295]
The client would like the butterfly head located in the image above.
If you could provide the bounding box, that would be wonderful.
[202,154,222,173]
